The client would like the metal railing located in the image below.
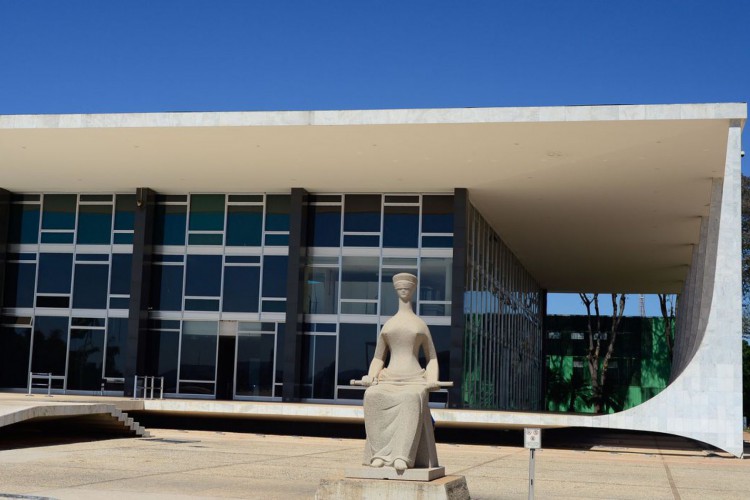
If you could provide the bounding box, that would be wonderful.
[132,375,164,400]
[27,372,64,397]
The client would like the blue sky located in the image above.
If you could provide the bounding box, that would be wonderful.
[1,1,747,316]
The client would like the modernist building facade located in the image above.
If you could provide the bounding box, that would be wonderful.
[0,103,744,456]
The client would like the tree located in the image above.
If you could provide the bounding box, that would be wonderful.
[744,340,750,426]
[743,174,750,341]
[578,293,626,413]
[657,293,676,360]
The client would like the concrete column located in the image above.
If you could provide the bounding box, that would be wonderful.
[124,188,157,397]
[448,188,468,408]
[282,188,309,402]
[0,189,9,310]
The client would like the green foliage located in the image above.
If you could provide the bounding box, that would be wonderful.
[744,340,750,424]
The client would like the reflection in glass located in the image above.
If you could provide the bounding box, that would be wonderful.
[236,330,275,397]
[146,329,179,393]
[304,266,339,315]
[307,204,341,247]
[337,323,377,390]
[0,326,32,387]
[150,265,184,311]
[42,194,76,230]
[226,205,263,246]
[110,254,132,295]
[67,326,105,391]
[265,195,290,232]
[9,203,40,244]
[185,255,222,297]
[114,194,135,231]
[180,321,217,393]
[421,195,454,233]
[344,195,381,232]
[154,204,187,245]
[383,205,419,248]
[37,254,73,294]
[420,257,453,301]
[77,204,113,245]
[105,318,127,378]
[301,335,336,399]
[341,257,379,301]
[31,316,69,376]
[73,264,109,309]
[222,266,260,312]
[3,263,36,308]
[262,256,288,298]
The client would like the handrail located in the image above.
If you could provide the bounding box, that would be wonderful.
[132,375,165,400]
[27,372,64,397]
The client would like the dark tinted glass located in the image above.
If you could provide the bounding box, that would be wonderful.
[265,195,290,232]
[343,235,380,247]
[110,254,132,295]
[383,205,419,248]
[421,195,454,233]
[185,255,222,297]
[188,233,223,245]
[262,256,288,298]
[0,327,32,387]
[344,195,381,232]
[3,263,36,308]
[146,330,179,393]
[313,335,336,399]
[154,204,187,245]
[337,323,377,388]
[114,195,136,231]
[419,257,452,302]
[67,327,105,390]
[105,318,128,378]
[37,253,73,294]
[303,267,339,315]
[421,236,453,248]
[307,204,341,247]
[8,203,40,244]
[150,265,184,311]
[40,232,75,243]
[275,323,285,383]
[180,321,217,382]
[236,333,275,396]
[42,194,76,230]
[184,299,220,311]
[31,316,69,376]
[264,234,289,246]
[77,204,113,244]
[35,296,70,308]
[189,194,225,231]
[222,266,260,312]
[226,205,263,246]
[261,300,286,313]
[72,264,109,309]
[340,257,379,301]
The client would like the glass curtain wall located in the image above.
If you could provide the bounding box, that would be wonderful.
[303,193,454,403]
[463,202,544,411]
[0,194,135,392]
[146,193,290,398]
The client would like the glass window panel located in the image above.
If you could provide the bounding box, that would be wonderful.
[419,257,453,302]
[340,302,378,315]
[0,326,32,388]
[418,303,449,316]
[262,256,288,298]
[154,204,187,246]
[76,254,109,262]
[184,299,220,311]
[301,335,314,398]
[149,264,184,311]
[265,195,290,232]
[40,233,75,244]
[264,234,289,246]
[313,335,336,399]
[179,381,214,394]
[275,323,285,384]
[422,235,453,248]
[42,194,77,230]
[185,255,222,297]
[228,195,263,203]
[343,235,380,247]
[9,203,40,244]
[303,266,339,315]
[180,321,217,382]
[188,233,223,245]
[225,256,260,264]
[158,195,187,203]
[31,316,69,376]
[80,195,112,202]
[109,297,130,309]
[307,204,341,247]
[37,253,73,294]
[77,204,113,245]
[109,254,132,296]
[72,264,109,309]
[341,257,379,302]
[35,296,70,308]
[105,318,127,378]
[114,195,136,231]
[146,329,178,393]
[337,323,377,387]
[67,327,105,391]
[189,194,225,232]
[383,205,419,248]
[384,195,419,203]
[222,266,260,313]
[261,300,286,313]
[113,233,134,244]
[3,263,36,308]
[235,332,275,397]
[344,195,381,233]
[421,195,454,234]
[226,205,263,246]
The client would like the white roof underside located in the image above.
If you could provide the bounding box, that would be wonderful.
[0,103,746,293]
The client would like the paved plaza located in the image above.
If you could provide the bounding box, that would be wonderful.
[0,424,748,500]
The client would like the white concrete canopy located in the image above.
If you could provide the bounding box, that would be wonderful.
[0,103,745,293]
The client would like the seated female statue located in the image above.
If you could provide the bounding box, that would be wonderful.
[359,272,441,472]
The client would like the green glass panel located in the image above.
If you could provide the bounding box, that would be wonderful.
[189,194,225,231]
[42,194,77,230]
[188,233,223,245]
[114,195,135,231]
[8,203,40,244]
[265,195,290,232]
[77,204,113,244]
[226,205,262,246]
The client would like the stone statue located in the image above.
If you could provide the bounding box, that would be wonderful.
[355,272,450,473]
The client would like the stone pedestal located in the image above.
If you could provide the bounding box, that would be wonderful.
[315,475,470,500]
[346,466,445,481]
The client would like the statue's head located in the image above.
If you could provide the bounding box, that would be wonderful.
[392,272,417,302]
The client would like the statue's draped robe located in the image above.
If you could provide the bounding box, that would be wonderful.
[362,324,439,468]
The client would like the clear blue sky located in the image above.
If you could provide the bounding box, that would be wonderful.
[1,1,747,316]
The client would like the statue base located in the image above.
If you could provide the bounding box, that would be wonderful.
[315,474,470,500]
[346,465,445,481]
